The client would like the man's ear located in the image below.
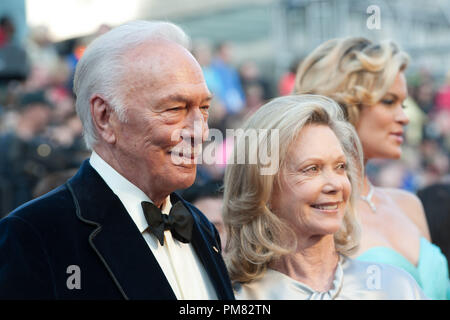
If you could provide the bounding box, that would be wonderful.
[90,94,116,144]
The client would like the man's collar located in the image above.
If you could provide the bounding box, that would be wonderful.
[89,151,171,233]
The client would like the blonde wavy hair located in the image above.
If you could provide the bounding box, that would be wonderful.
[223,95,364,284]
[294,37,409,125]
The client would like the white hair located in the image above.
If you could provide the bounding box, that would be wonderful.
[223,94,364,283]
[73,20,191,149]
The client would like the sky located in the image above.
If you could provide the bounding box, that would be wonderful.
[26,0,144,41]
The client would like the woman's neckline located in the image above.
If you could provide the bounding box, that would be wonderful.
[266,254,345,297]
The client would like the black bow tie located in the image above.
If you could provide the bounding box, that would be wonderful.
[141,200,193,246]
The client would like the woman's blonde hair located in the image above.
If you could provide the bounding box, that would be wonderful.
[223,94,363,284]
[294,37,409,125]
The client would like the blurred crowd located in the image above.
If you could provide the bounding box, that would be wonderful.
[0,16,449,222]
[0,16,90,217]
[190,40,450,195]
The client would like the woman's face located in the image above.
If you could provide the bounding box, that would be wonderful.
[270,124,351,238]
[355,72,409,160]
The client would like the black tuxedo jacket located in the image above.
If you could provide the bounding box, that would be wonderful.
[0,160,235,300]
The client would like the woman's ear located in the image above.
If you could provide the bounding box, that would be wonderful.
[90,94,116,144]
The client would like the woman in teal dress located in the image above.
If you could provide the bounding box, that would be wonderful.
[293,37,450,299]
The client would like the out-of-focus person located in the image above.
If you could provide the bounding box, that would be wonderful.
[0,16,29,84]
[210,42,246,115]
[26,25,59,71]
[224,94,426,299]
[294,37,450,299]
[0,16,15,48]
[239,60,271,101]
[0,90,53,217]
[435,70,450,113]
[192,42,227,132]
[417,183,450,273]
[182,179,226,250]
[32,168,78,198]
[192,40,222,102]
[278,58,301,96]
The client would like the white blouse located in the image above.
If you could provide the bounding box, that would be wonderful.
[235,255,428,300]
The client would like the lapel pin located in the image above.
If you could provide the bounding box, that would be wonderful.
[212,246,219,253]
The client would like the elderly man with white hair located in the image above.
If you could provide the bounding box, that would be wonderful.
[0,20,235,300]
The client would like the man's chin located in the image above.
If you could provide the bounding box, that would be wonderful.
[173,160,198,170]
[172,166,197,188]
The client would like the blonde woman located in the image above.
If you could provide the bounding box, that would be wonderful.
[294,37,449,299]
[223,95,426,299]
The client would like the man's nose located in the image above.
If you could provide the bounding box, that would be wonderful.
[182,108,208,144]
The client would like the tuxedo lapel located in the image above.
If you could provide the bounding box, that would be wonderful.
[172,193,233,300]
[190,223,229,299]
[67,160,177,300]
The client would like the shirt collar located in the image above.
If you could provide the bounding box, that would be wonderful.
[89,151,172,233]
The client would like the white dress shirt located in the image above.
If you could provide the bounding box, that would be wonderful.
[89,151,217,300]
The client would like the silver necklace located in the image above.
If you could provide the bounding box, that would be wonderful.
[360,182,376,213]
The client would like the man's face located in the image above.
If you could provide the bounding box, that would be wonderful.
[111,40,212,198]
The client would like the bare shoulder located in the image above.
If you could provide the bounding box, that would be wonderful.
[382,187,422,207]
[379,187,431,241]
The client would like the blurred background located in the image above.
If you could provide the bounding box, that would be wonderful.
[0,0,449,225]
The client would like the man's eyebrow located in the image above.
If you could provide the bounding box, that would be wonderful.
[200,94,214,103]
[160,93,214,104]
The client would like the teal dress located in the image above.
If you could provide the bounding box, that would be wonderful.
[357,237,450,300]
